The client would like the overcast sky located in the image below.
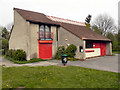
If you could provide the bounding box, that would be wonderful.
[0,0,119,27]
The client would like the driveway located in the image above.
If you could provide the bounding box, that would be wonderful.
[50,54,119,73]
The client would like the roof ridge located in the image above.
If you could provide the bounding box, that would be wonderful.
[48,15,85,24]
[47,15,86,26]
[14,8,45,16]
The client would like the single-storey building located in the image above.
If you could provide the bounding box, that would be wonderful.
[9,8,112,60]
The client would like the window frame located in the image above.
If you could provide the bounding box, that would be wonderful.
[39,24,51,40]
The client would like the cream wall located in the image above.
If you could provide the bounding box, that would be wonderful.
[9,10,40,60]
[9,11,30,60]
[106,42,112,55]
[29,23,39,59]
[85,48,100,58]
[51,26,57,57]
[58,27,85,59]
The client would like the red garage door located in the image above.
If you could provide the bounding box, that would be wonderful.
[39,40,53,59]
[100,43,106,56]
[93,42,106,56]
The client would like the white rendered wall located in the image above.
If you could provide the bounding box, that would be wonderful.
[85,48,100,58]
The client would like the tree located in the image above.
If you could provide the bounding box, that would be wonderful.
[0,26,3,40]
[0,26,10,55]
[85,14,92,24]
[1,38,9,55]
[91,25,102,35]
[92,14,117,36]
[2,27,9,40]
[106,32,118,50]
[117,30,120,50]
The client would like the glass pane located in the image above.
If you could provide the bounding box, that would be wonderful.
[40,25,44,39]
[40,25,44,32]
[45,25,50,39]
[45,25,49,32]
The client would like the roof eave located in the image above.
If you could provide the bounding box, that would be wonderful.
[26,20,60,26]
[82,38,111,42]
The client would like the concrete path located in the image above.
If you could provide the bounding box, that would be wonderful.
[0,54,119,73]
[50,54,119,73]
[0,57,58,67]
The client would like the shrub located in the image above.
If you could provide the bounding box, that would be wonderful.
[64,44,77,58]
[5,49,16,58]
[1,38,9,55]
[13,49,26,61]
[55,46,65,59]
[55,44,77,59]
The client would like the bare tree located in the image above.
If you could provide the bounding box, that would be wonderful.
[92,14,117,36]
[6,22,13,31]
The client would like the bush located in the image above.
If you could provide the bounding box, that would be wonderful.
[55,44,77,59]
[12,49,26,61]
[5,49,16,58]
[64,44,77,58]
[55,46,65,59]
[1,38,9,55]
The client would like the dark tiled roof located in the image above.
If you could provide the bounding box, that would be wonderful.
[60,23,111,41]
[14,8,111,41]
[14,8,59,25]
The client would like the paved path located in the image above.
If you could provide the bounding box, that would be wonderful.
[0,57,58,67]
[50,54,119,73]
[0,54,119,73]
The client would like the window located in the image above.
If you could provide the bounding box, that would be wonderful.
[86,41,93,48]
[79,46,83,52]
[40,25,44,39]
[39,25,51,40]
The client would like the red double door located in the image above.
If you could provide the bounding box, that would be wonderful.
[93,42,106,56]
[39,40,53,59]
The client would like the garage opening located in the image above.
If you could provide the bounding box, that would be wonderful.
[85,40,106,58]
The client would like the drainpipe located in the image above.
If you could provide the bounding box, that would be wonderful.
[56,26,58,51]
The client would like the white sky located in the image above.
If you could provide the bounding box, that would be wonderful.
[0,0,119,27]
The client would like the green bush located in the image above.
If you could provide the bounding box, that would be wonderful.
[55,46,65,59]
[4,57,46,64]
[1,38,9,55]
[5,49,16,58]
[55,44,77,59]
[13,49,26,61]
[65,44,77,58]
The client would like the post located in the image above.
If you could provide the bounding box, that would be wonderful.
[110,42,112,55]
[83,40,86,60]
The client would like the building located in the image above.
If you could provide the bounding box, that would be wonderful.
[9,8,112,60]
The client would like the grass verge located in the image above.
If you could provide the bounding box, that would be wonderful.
[4,56,47,64]
[112,50,120,54]
[2,66,119,88]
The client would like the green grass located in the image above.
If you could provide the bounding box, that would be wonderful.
[112,50,120,54]
[4,56,47,64]
[52,57,81,61]
[2,66,119,88]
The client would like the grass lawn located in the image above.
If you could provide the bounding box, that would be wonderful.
[2,66,119,88]
[112,50,120,54]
